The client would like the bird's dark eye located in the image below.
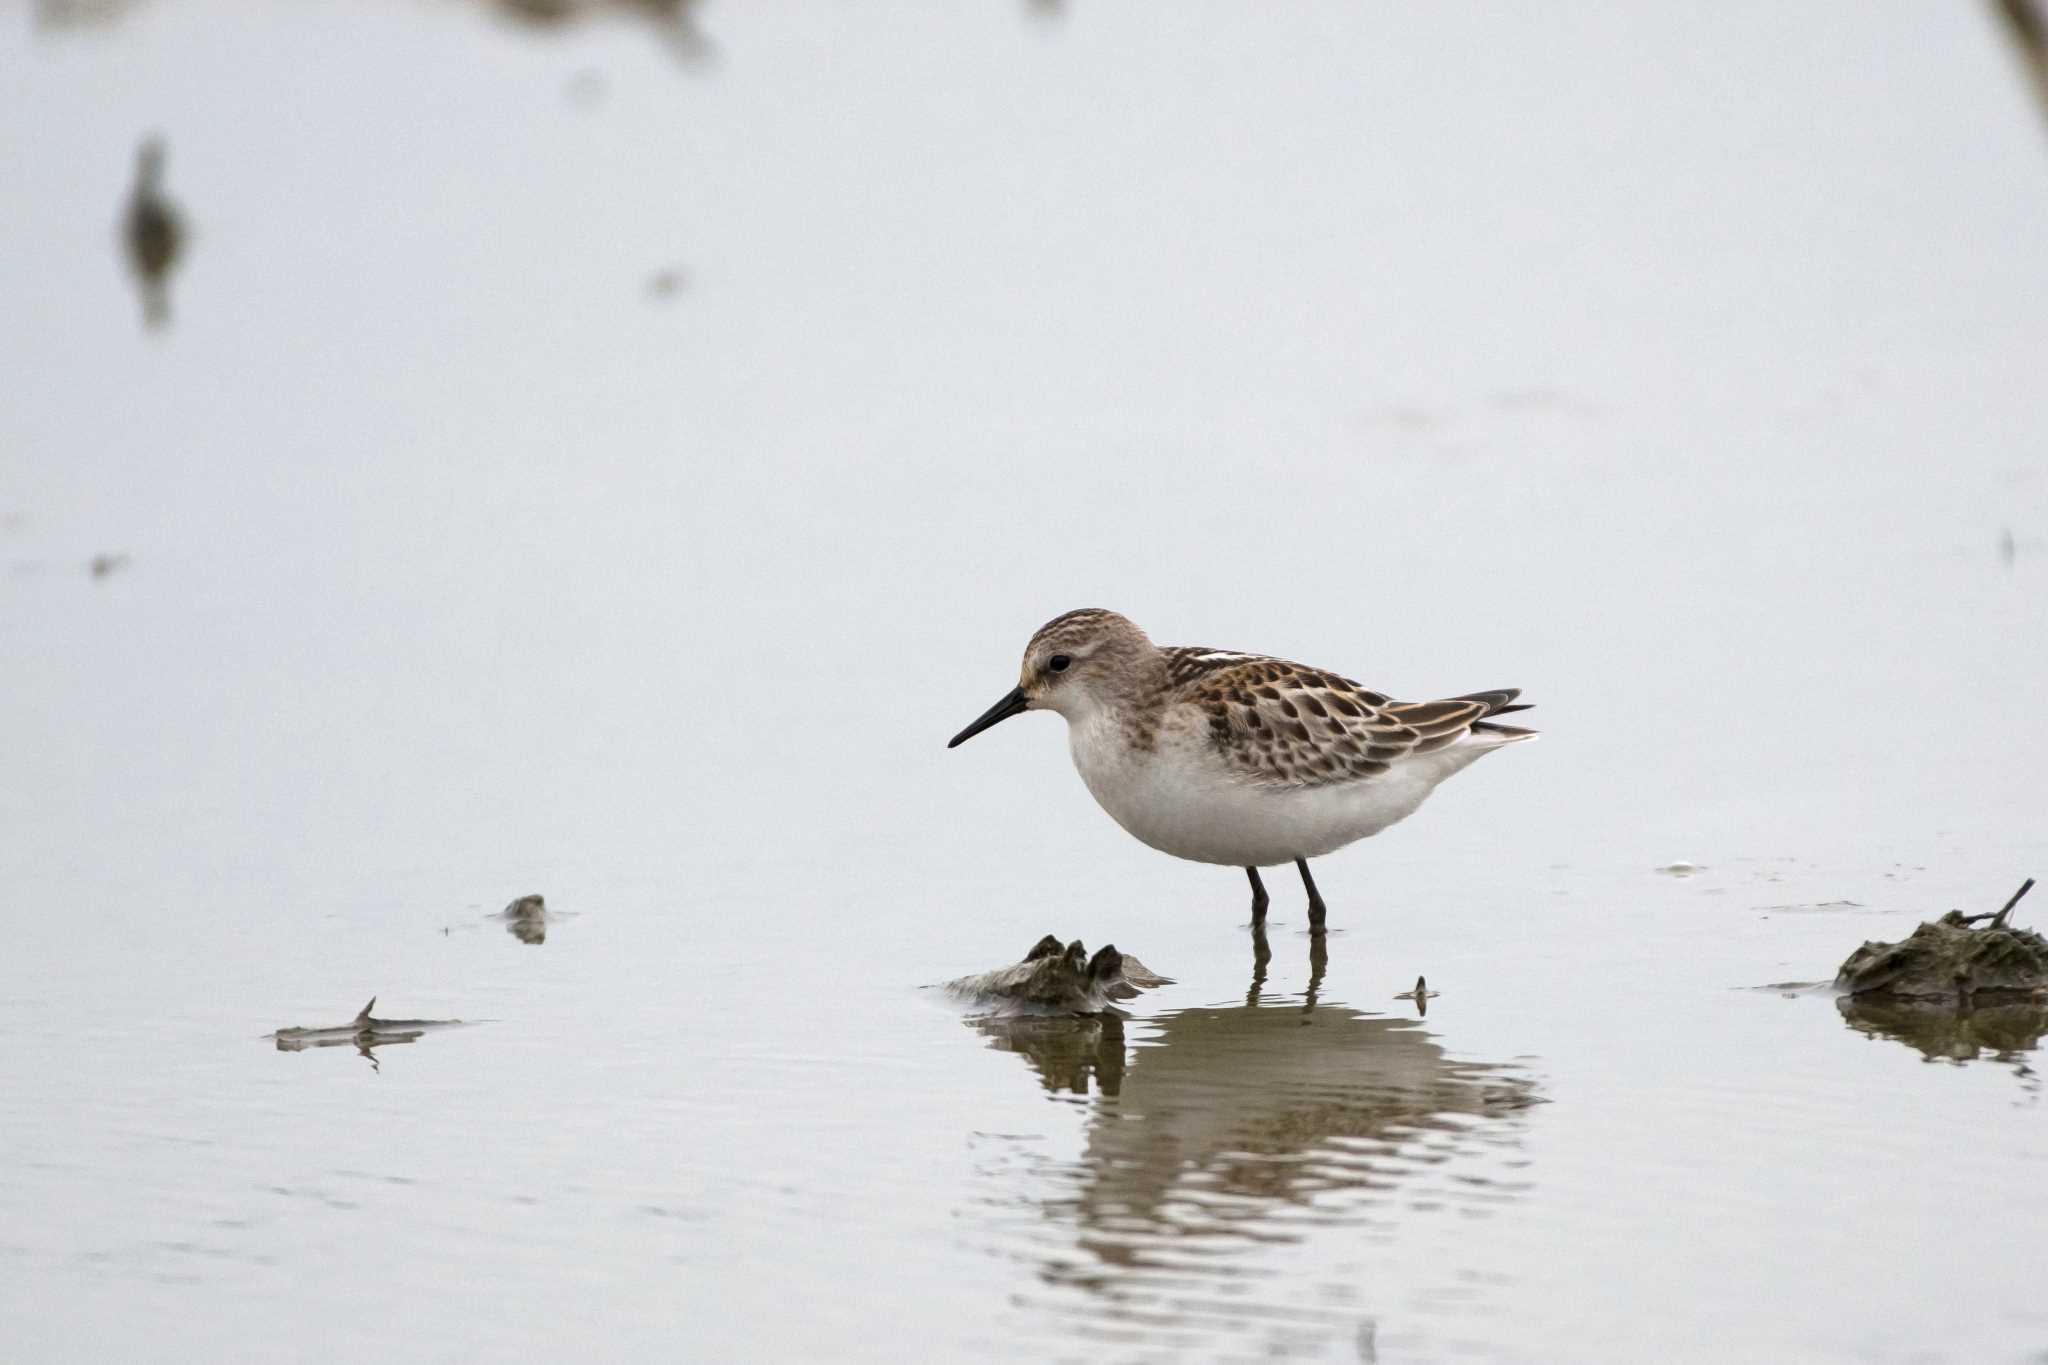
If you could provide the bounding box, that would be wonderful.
[1049,655,1071,673]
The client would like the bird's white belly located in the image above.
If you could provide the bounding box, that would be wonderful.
[1067,718,1478,868]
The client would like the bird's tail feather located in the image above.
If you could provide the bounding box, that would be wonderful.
[1450,688,1537,741]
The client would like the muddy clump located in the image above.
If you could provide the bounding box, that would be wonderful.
[943,934,1170,1016]
[1835,886,2046,1004]
[494,893,550,944]
[1833,881,2048,1066]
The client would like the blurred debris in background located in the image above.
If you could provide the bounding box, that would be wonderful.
[34,0,149,29]
[40,0,713,62]
[492,0,713,64]
[565,67,610,106]
[1992,0,2048,130]
[645,265,688,301]
[121,136,184,332]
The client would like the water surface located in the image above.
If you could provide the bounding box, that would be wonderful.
[3,3,2046,1361]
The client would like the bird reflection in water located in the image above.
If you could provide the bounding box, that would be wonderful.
[967,929,1541,1358]
[1245,919,1328,1006]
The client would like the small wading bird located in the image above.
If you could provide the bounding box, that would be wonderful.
[948,609,1535,935]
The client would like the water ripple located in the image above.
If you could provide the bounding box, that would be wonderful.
[962,996,1543,1360]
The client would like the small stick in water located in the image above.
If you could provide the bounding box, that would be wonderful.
[1955,878,2035,928]
[1992,877,2035,930]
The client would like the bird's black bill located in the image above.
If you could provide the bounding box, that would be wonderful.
[947,686,1029,748]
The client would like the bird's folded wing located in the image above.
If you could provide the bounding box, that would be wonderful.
[1169,653,1430,788]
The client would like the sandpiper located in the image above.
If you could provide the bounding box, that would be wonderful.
[948,608,1535,934]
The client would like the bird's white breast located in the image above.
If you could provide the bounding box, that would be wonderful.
[1065,709,1495,868]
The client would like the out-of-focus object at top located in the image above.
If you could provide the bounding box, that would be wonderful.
[122,135,185,332]
[646,266,689,301]
[1991,0,2048,131]
[41,0,711,63]
[493,0,713,64]
[35,0,149,29]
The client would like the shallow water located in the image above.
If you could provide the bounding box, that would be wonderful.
[4,3,2047,1361]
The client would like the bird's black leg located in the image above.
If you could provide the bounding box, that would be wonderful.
[1246,866,1270,928]
[1296,858,1328,936]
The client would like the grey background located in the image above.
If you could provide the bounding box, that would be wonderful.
[2,3,2045,1362]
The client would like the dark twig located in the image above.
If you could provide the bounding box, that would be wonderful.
[1955,877,2035,928]
[1992,877,2035,929]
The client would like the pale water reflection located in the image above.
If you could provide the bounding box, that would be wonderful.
[969,948,1540,1359]
[1838,995,2048,1080]
[973,1011,1128,1097]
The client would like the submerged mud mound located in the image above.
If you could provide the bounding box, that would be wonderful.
[495,893,550,944]
[1836,890,2046,1004]
[943,934,1170,1017]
